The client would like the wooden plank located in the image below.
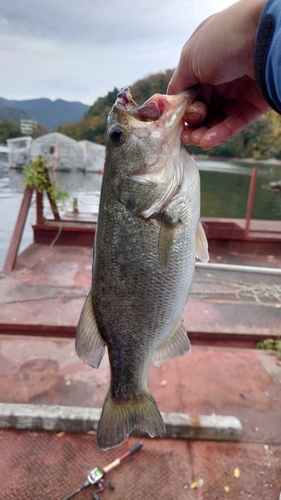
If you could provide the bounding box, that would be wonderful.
[0,323,76,338]
[33,224,95,246]
[36,191,43,225]
[3,186,34,272]
[245,168,258,238]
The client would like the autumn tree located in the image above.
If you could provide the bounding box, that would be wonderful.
[0,120,22,143]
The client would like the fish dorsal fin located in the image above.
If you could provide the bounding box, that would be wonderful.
[158,213,181,269]
[153,317,191,367]
[196,221,209,263]
[75,290,106,368]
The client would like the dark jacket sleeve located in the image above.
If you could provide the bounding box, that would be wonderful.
[254,0,281,113]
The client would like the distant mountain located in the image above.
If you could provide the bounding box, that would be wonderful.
[0,107,30,123]
[0,97,90,130]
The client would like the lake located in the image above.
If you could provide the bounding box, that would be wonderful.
[1,155,281,270]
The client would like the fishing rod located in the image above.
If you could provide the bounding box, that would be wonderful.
[63,441,143,500]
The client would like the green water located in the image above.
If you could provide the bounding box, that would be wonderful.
[198,160,281,220]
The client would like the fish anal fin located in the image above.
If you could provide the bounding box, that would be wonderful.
[158,213,181,269]
[97,391,165,450]
[196,221,209,263]
[75,290,105,369]
[153,317,191,367]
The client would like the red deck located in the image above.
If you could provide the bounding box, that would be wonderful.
[0,335,281,499]
[0,242,280,346]
[1,430,281,499]
[1,214,281,498]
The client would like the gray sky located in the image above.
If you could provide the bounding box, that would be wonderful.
[0,0,234,105]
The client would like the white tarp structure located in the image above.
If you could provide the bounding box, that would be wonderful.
[6,132,105,172]
[78,141,105,172]
[7,136,32,169]
[30,132,84,172]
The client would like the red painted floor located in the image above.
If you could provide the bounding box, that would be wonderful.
[0,242,281,498]
[0,335,281,445]
[1,430,280,499]
[0,243,280,344]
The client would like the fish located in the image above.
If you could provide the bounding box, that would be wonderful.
[75,86,209,449]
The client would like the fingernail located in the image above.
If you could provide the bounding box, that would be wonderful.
[201,132,222,149]
[191,132,201,143]
[185,112,204,122]
[186,104,201,114]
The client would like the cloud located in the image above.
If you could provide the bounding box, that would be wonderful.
[1,0,229,44]
[0,0,235,103]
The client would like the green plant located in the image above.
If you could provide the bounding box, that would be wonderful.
[47,184,69,204]
[256,338,281,359]
[23,156,69,204]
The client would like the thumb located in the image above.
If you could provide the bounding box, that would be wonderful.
[167,59,199,95]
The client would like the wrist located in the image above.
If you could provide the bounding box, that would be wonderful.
[241,0,267,25]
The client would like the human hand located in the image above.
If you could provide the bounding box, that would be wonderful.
[168,0,271,150]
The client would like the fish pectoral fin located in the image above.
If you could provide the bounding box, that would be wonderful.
[75,290,106,369]
[97,391,165,450]
[153,317,191,367]
[158,213,181,269]
[196,221,209,263]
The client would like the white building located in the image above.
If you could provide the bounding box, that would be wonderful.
[20,119,35,135]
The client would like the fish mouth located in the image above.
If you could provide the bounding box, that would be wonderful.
[115,85,199,123]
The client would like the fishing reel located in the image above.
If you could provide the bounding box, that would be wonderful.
[87,467,115,500]
[63,442,143,500]
[91,480,115,500]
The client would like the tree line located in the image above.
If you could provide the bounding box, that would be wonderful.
[0,120,47,144]
[57,69,281,160]
[2,69,281,160]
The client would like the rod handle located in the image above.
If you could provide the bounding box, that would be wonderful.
[103,459,121,474]
[128,442,143,455]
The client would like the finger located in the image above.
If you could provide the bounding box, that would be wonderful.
[184,101,207,126]
[168,67,198,95]
[180,126,194,145]
[181,113,222,145]
[199,102,268,149]
[181,126,209,145]
[167,41,200,95]
[215,78,270,113]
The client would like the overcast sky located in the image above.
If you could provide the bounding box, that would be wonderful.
[1,0,235,105]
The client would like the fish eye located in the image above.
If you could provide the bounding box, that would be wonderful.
[109,125,125,144]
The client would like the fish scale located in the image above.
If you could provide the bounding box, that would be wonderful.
[75,87,209,449]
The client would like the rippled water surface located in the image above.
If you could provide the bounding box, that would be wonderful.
[1,156,281,270]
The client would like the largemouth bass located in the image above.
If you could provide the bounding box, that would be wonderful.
[76,87,209,449]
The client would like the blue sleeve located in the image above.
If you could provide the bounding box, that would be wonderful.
[254,0,281,113]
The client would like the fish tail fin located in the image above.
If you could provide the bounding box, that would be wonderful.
[97,390,166,450]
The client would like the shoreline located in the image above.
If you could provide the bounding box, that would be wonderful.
[192,154,281,166]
